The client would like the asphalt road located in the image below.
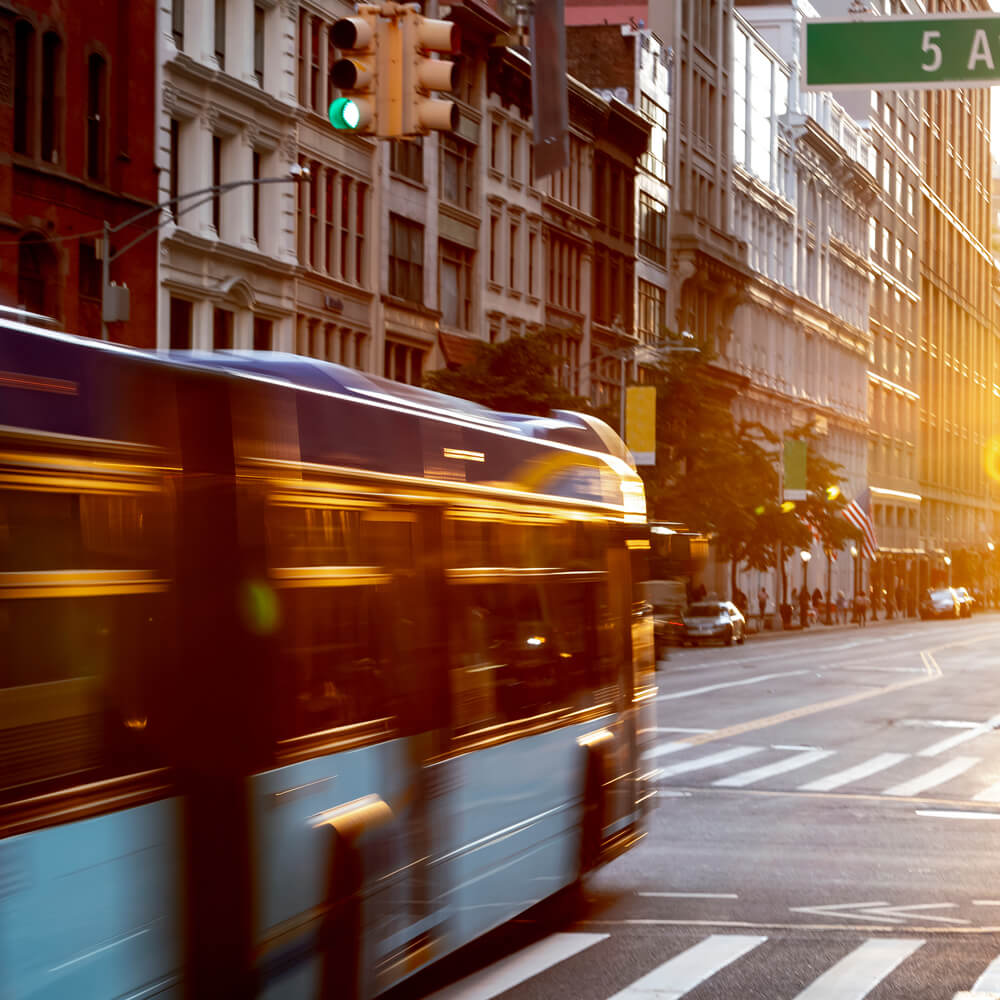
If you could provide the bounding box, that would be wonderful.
[403,612,1000,1000]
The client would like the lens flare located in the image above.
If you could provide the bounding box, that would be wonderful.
[240,579,280,635]
[986,438,1000,482]
[781,500,797,513]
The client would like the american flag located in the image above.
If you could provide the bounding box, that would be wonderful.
[842,488,879,559]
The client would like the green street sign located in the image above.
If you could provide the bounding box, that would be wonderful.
[805,14,1000,89]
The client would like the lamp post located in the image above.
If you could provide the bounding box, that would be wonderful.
[800,550,812,628]
[944,554,952,587]
[989,541,996,607]
[850,543,859,614]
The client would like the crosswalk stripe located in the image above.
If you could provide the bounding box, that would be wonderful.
[790,938,924,1000]
[883,756,979,797]
[424,932,607,1000]
[713,749,835,788]
[972,953,1000,991]
[798,752,908,792]
[646,741,691,760]
[972,779,1000,803]
[606,934,766,999]
[918,712,1000,758]
[656,746,763,781]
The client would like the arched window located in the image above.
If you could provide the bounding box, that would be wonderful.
[41,31,62,163]
[14,21,35,155]
[18,234,58,318]
[87,53,107,181]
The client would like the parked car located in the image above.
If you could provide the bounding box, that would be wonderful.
[653,611,686,660]
[681,601,746,646]
[918,587,962,620]
[953,586,974,617]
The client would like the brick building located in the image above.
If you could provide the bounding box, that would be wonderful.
[0,0,158,344]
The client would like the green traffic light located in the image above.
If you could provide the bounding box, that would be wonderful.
[329,97,361,130]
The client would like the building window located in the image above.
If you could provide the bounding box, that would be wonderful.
[253,5,265,86]
[253,317,273,350]
[169,119,180,211]
[490,120,500,170]
[390,138,423,183]
[298,10,308,105]
[14,21,34,156]
[41,32,61,164]
[508,222,519,290]
[324,170,335,272]
[388,214,424,303]
[79,242,101,337]
[169,297,193,349]
[18,235,57,317]
[509,131,519,181]
[528,231,537,297]
[441,135,475,210]
[489,215,498,284]
[309,161,320,267]
[339,176,352,280]
[440,240,474,330]
[252,150,261,243]
[638,191,667,265]
[311,15,322,111]
[86,54,107,182]
[638,280,665,343]
[211,135,222,233]
[214,0,226,69]
[213,308,234,349]
[384,339,426,385]
[355,183,366,285]
[172,0,184,49]
[640,94,668,182]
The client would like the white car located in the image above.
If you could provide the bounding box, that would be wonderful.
[681,601,747,646]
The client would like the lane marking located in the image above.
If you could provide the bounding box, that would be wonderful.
[786,901,968,926]
[713,749,835,788]
[918,712,1000,757]
[639,892,739,899]
[972,901,1000,906]
[901,719,980,729]
[606,934,766,1000]
[883,757,979,797]
[424,932,607,1000]
[651,727,714,734]
[972,780,1000,803]
[798,752,908,792]
[582,918,1000,935]
[656,746,763,781]
[973,954,1000,992]
[645,741,691,760]
[916,809,1000,821]
[790,938,924,1000]
[656,670,809,702]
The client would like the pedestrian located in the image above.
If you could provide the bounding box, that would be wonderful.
[895,581,906,619]
[758,586,768,623]
[836,589,847,624]
[855,590,868,627]
[798,587,810,629]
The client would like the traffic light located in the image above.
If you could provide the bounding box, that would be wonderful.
[329,7,380,133]
[400,8,460,135]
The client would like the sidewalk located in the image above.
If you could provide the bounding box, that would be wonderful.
[745,608,996,643]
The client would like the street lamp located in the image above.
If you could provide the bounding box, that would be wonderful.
[850,543,859,611]
[800,550,812,628]
[944,554,952,586]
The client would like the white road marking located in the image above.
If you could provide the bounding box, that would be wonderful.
[656,670,810,702]
[606,934,766,999]
[918,713,1000,757]
[973,900,1000,906]
[973,954,1000,991]
[901,719,979,729]
[789,938,923,1000]
[638,892,739,899]
[656,746,763,780]
[790,901,900,924]
[424,932,607,1000]
[916,810,1000,821]
[645,741,691,760]
[651,727,714,734]
[798,752,908,792]
[713,749,835,788]
[773,744,822,750]
[883,756,979,797]
[973,779,1000,803]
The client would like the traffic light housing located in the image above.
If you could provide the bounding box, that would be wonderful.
[400,8,460,135]
[329,7,379,133]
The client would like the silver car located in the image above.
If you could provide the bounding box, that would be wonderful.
[681,600,747,647]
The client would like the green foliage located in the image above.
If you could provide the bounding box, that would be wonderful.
[422,331,590,416]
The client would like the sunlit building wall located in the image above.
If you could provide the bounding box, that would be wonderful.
[728,6,875,603]
[157,0,301,352]
[919,0,997,581]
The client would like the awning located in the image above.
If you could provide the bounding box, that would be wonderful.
[439,331,480,369]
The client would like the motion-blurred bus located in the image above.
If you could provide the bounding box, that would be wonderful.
[0,314,655,998]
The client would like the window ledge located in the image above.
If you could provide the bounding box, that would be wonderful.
[389,172,427,192]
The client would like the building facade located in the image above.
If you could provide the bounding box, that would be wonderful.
[726,5,876,603]
[1,0,158,343]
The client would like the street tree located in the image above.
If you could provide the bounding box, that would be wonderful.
[422,330,590,416]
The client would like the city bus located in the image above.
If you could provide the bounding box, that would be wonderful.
[0,315,656,999]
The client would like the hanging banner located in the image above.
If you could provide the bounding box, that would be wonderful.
[783,438,808,501]
[626,385,656,466]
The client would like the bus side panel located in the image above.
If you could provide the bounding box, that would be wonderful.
[249,738,425,1000]
[436,715,612,949]
[0,798,183,999]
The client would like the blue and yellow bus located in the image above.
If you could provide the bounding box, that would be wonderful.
[0,315,656,998]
